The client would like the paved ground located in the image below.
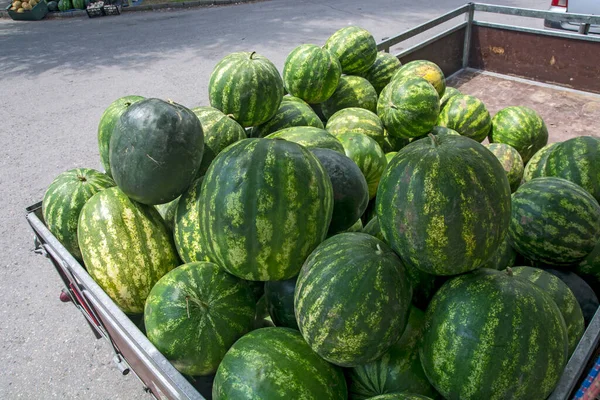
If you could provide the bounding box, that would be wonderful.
[0,0,550,398]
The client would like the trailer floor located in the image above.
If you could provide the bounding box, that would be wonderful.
[449,69,600,142]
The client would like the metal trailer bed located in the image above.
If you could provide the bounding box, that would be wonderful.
[25,3,600,400]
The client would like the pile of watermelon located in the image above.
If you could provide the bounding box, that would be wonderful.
[40,24,600,400]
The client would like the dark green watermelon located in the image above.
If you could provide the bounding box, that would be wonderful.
[367,395,433,400]
[421,268,568,400]
[377,135,511,275]
[295,233,412,367]
[485,143,524,192]
[322,75,378,120]
[155,196,180,232]
[212,327,347,399]
[266,126,344,153]
[508,177,600,265]
[324,26,377,74]
[249,96,323,138]
[72,0,84,9]
[311,148,369,234]
[576,240,600,292]
[110,98,204,205]
[47,1,58,11]
[357,52,402,94]
[264,277,298,330]
[392,60,446,97]
[481,236,516,270]
[546,268,600,326]
[57,0,72,11]
[522,142,559,183]
[144,262,255,376]
[437,94,491,142]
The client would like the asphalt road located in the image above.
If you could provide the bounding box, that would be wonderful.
[0,0,550,398]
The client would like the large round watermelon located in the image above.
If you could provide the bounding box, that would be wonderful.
[57,0,72,12]
[212,327,347,399]
[110,98,204,205]
[326,107,386,148]
[440,87,460,109]
[421,268,568,400]
[436,94,491,142]
[42,168,115,261]
[348,307,439,399]
[264,277,299,330]
[489,106,548,163]
[266,126,344,153]
[249,96,323,138]
[357,52,402,94]
[392,60,446,97]
[311,148,369,234]
[547,268,600,327]
[543,136,600,203]
[509,177,600,265]
[72,0,84,9]
[144,262,255,376]
[198,138,333,281]
[295,233,412,367]
[283,44,342,104]
[485,143,524,192]
[97,95,144,177]
[208,51,284,127]
[577,241,600,290]
[322,75,378,120]
[377,76,440,139]
[378,135,511,275]
[324,26,377,74]
[511,266,584,355]
[522,142,559,183]
[336,131,387,199]
[191,106,246,176]
[481,236,516,270]
[78,187,179,314]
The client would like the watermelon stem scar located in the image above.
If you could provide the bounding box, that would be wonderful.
[428,133,439,147]
[77,175,87,182]
[250,51,256,59]
[506,267,513,277]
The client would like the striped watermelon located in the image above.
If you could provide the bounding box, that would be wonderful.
[155,196,180,232]
[547,268,600,326]
[485,143,524,192]
[198,138,333,281]
[577,241,600,289]
[249,96,323,138]
[295,233,412,367]
[385,152,397,163]
[78,187,179,314]
[508,177,600,265]
[266,126,344,153]
[381,132,410,153]
[357,52,402,94]
[348,307,439,399]
[42,168,115,261]
[311,102,328,123]
[336,131,387,199]
[392,60,446,97]
[283,44,342,104]
[481,236,516,270]
[346,219,364,232]
[440,87,460,109]
[208,51,284,127]
[511,266,585,355]
[264,277,299,330]
[191,106,246,176]
[311,148,369,234]
[213,327,347,399]
[326,108,386,149]
[437,94,491,142]
[368,395,433,400]
[489,106,548,163]
[97,95,144,177]
[522,142,559,183]
[377,76,440,139]
[543,136,600,202]
[322,75,378,120]
[144,262,255,376]
[378,135,511,275]
[324,26,377,74]
[421,268,568,400]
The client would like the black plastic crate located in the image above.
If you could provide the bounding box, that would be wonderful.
[102,4,119,15]
[85,5,104,17]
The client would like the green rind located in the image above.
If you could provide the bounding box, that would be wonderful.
[324,26,377,74]
[576,241,600,288]
[155,196,180,232]
[348,307,439,399]
[511,266,585,355]
[322,75,378,120]
[266,126,344,153]
[436,94,491,142]
[392,60,446,97]
[42,168,115,261]
[208,51,284,127]
[367,395,433,400]
[336,131,387,199]
[192,106,247,177]
[78,187,179,314]
[485,143,524,192]
[198,138,334,281]
[489,106,548,163]
[294,233,412,367]
[385,152,397,163]
[522,142,559,183]
[357,52,402,94]
[249,96,324,138]
[264,277,299,330]
[326,107,386,149]
[377,76,440,139]
[144,262,256,376]
[509,176,600,265]
[377,135,511,275]
[420,268,568,400]
[212,327,347,399]
[283,44,342,104]
[481,236,516,270]
[440,87,460,109]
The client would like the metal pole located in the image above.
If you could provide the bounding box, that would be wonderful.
[462,3,475,69]
[579,23,591,35]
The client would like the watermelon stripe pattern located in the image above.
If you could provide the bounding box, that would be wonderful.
[250,96,323,138]
[209,51,284,127]
[198,138,333,281]
[522,142,559,183]
[266,126,344,153]
[78,187,179,314]
[324,26,377,74]
[357,52,402,94]
[42,168,115,261]
[326,108,386,148]
[392,60,446,97]
[322,75,378,120]
[485,143,524,192]
[437,94,491,142]
[440,87,460,109]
